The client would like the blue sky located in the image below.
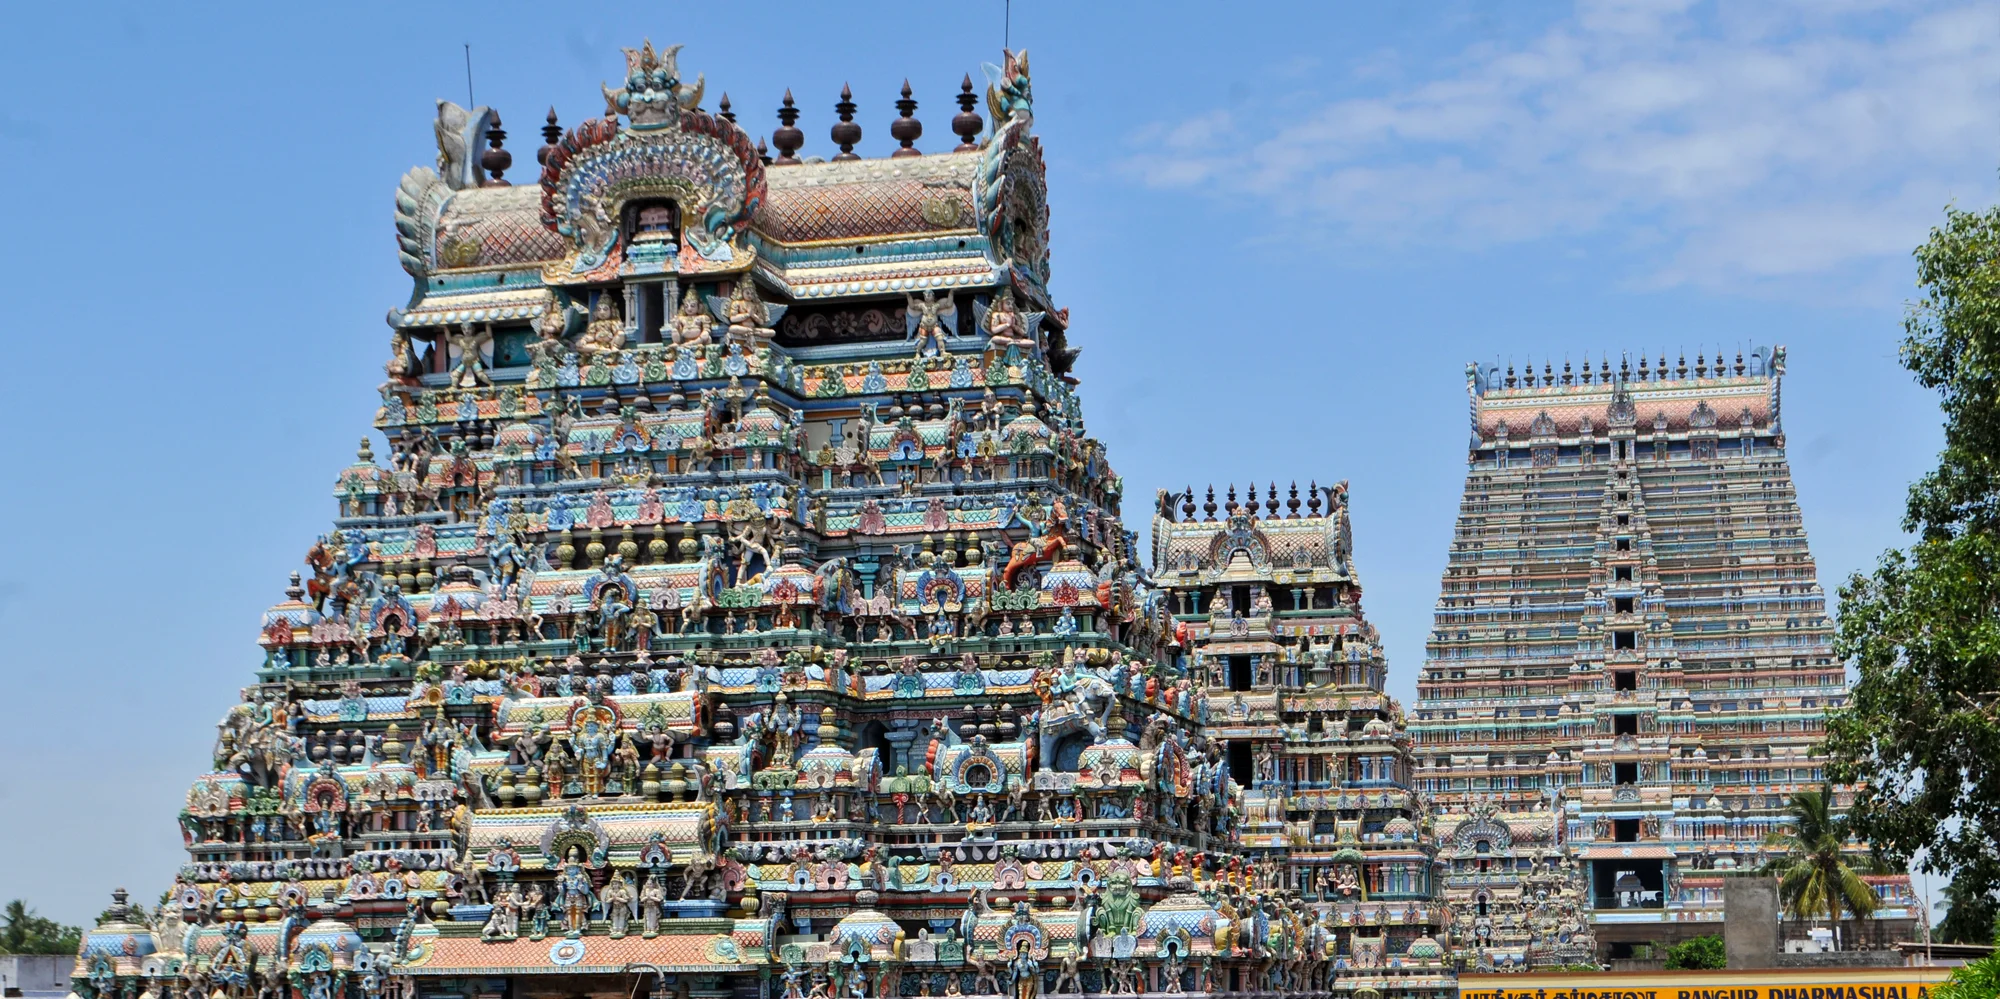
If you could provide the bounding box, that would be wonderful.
[0,0,1993,925]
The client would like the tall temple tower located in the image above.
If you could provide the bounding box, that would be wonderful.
[65,41,1450,999]
[1151,482,1448,994]
[1411,351,1918,967]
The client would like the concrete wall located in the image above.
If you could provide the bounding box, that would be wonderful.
[0,955,75,997]
[1775,951,1904,969]
[1725,877,1780,970]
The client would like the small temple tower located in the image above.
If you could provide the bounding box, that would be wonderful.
[1412,351,1918,967]
[1152,481,1449,997]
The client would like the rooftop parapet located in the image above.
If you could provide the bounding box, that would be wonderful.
[1464,346,1786,441]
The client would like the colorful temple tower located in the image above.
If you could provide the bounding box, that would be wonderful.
[67,41,1453,999]
[1150,483,1449,995]
[1410,351,1918,967]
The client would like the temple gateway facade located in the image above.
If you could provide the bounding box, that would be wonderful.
[66,40,1452,999]
[1411,357,1918,966]
[62,40,1905,999]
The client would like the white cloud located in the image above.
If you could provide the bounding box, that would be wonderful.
[1125,0,2000,296]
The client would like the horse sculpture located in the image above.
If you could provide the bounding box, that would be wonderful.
[215,702,301,788]
[1035,669,1115,770]
[814,557,857,615]
[1002,529,1065,589]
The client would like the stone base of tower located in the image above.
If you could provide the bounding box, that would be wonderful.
[1591,920,1729,964]
[1590,915,1921,966]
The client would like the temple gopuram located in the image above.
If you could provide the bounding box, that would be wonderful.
[1150,483,1448,995]
[1409,353,1919,968]
[66,40,1453,999]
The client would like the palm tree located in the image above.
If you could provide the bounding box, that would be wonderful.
[1764,786,1880,950]
[0,899,29,953]
[0,899,82,955]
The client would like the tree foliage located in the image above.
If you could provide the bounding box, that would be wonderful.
[1764,788,1880,946]
[1939,877,2000,945]
[1664,934,1726,970]
[0,900,83,955]
[1934,931,2000,999]
[1827,199,2000,906]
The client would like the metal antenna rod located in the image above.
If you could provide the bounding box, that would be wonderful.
[1005,0,1011,51]
[464,43,475,107]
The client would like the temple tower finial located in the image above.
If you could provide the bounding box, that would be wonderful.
[831,83,861,161]
[773,89,804,164]
[891,80,922,157]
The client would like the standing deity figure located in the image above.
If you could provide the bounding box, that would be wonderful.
[1009,941,1042,999]
[906,289,956,358]
[592,582,633,650]
[574,720,614,796]
[500,883,523,939]
[672,286,716,346]
[420,718,454,777]
[544,740,573,797]
[525,884,550,939]
[601,873,634,937]
[613,733,641,794]
[768,693,800,768]
[640,873,666,936]
[577,294,627,358]
[555,846,597,934]
[448,323,492,388]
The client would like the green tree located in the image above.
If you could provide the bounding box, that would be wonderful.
[1664,934,1726,970]
[1934,931,2000,999]
[1826,198,2000,910]
[0,900,83,955]
[1938,877,1999,945]
[1763,788,1880,949]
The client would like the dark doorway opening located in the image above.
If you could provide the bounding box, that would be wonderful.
[1592,859,1665,910]
[1228,655,1252,691]
[1227,741,1254,788]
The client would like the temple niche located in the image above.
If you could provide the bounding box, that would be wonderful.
[67,39,1452,999]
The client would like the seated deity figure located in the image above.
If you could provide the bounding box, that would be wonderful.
[723,279,776,345]
[672,286,716,346]
[576,294,627,358]
[525,297,577,382]
[384,327,417,382]
[982,288,1036,353]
